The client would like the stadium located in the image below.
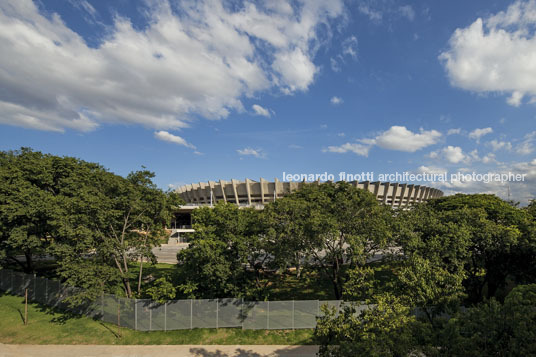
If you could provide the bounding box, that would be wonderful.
[168,178,443,243]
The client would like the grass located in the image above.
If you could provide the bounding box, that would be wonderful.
[0,293,315,345]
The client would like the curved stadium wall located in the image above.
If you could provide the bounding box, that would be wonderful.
[176,178,443,208]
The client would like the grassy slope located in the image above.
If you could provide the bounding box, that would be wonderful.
[0,293,315,345]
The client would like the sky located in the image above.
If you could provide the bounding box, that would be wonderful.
[0,0,535,204]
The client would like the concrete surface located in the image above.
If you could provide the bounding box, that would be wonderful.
[0,344,319,357]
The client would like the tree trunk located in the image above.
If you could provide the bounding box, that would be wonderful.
[137,256,144,295]
[123,277,132,298]
[24,250,33,273]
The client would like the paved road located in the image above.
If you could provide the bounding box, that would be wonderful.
[0,344,319,357]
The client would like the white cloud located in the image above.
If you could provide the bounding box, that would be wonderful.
[342,36,358,58]
[325,125,441,157]
[154,131,195,149]
[515,131,536,154]
[447,128,462,135]
[428,159,536,205]
[252,104,271,117]
[416,165,447,175]
[323,143,371,157]
[330,35,358,72]
[371,126,442,152]
[440,0,536,106]
[399,5,415,21]
[330,57,341,72]
[237,147,265,158]
[358,4,382,22]
[442,146,466,163]
[0,0,344,132]
[468,127,493,142]
[488,139,512,151]
[330,96,343,105]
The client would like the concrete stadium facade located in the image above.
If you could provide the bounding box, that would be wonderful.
[163,179,443,250]
[176,178,443,208]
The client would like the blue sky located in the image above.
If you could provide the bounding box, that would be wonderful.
[0,0,535,203]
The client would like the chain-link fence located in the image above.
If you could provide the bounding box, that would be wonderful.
[0,269,365,331]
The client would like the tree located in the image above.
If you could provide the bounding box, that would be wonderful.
[54,169,179,299]
[266,182,394,299]
[437,284,536,356]
[396,203,471,321]
[400,194,533,303]
[315,293,419,357]
[0,148,178,300]
[0,148,58,272]
[176,202,268,299]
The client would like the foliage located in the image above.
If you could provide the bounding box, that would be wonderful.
[0,148,180,301]
[315,293,418,357]
[435,284,536,356]
[176,202,267,299]
[0,148,69,272]
[265,182,394,299]
[146,276,176,304]
[398,194,534,304]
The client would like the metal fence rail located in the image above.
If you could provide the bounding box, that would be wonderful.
[0,269,360,331]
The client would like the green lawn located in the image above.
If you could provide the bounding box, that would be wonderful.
[0,293,315,345]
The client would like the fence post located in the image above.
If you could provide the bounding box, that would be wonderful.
[164,302,167,332]
[216,299,219,329]
[33,274,36,301]
[241,298,244,330]
[101,293,104,321]
[45,278,48,303]
[292,300,295,330]
[190,299,193,330]
[134,299,138,331]
[267,301,270,330]
[149,303,152,331]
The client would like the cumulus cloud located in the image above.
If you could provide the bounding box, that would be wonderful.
[154,131,195,149]
[440,0,536,106]
[442,146,466,164]
[237,147,265,158]
[252,104,271,117]
[0,0,344,132]
[447,128,462,135]
[468,127,493,142]
[371,126,442,152]
[325,125,441,156]
[330,96,343,105]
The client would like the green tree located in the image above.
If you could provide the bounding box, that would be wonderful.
[54,169,179,299]
[146,276,177,304]
[266,182,393,299]
[176,202,268,299]
[400,194,532,303]
[0,148,58,272]
[438,284,536,356]
[315,293,418,357]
